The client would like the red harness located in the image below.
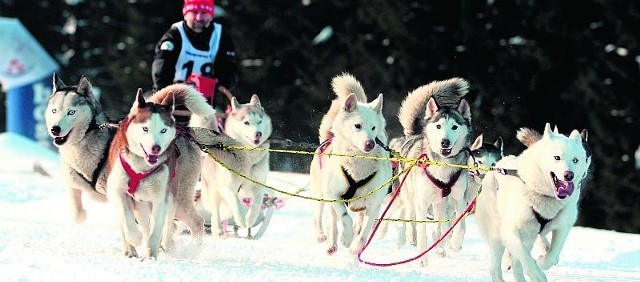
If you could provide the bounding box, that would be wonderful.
[119,152,176,197]
[417,153,462,197]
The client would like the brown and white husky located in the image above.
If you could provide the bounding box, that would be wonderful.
[105,84,223,259]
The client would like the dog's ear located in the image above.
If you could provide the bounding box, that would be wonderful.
[569,129,581,140]
[457,99,471,120]
[553,125,560,134]
[249,94,261,107]
[135,88,146,108]
[542,123,553,139]
[52,73,65,92]
[495,137,504,156]
[471,134,483,150]
[370,93,383,113]
[581,129,588,142]
[343,93,358,112]
[425,97,439,119]
[161,91,175,112]
[231,96,241,111]
[77,75,93,97]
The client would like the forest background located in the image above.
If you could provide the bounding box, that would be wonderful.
[1,0,638,233]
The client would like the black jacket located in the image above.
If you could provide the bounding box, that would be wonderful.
[151,21,238,108]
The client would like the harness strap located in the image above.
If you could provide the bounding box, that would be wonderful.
[74,126,115,192]
[341,166,377,203]
[315,137,333,169]
[423,168,462,198]
[532,208,551,233]
[119,153,160,196]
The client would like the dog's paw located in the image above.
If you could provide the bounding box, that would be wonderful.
[449,242,462,252]
[435,247,447,257]
[316,234,327,243]
[525,266,547,282]
[536,254,558,270]
[327,245,337,256]
[340,230,354,248]
[73,209,87,224]
[418,258,429,267]
[124,245,138,258]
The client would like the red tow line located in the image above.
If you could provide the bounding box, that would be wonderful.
[356,156,477,267]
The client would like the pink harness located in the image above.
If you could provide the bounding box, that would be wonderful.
[315,137,333,169]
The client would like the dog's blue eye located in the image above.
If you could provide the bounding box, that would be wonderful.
[572,158,578,164]
[355,124,362,129]
[452,125,458,130]
[436,125,442,129]
[142,127,148,133]
[67,110,75,115]
[160,128,167,134]
[244,121,250,125]
[554,156,560,160]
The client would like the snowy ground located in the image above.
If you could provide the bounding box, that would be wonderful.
[1,132,639,281]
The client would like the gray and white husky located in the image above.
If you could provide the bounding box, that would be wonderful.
[395,78,472,266]
[465,134,504,206]
[310,73,391,255]
[190,93,272,238]
[44,74,113,224]
[475,123,591,282]
[45,75,208,257]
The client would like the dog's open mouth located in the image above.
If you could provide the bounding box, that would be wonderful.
[551,172,574,199]
[440,148,452,156]
[53,131,71,146]
[146,154,159,165]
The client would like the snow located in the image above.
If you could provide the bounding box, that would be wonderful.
[1,132,639,281]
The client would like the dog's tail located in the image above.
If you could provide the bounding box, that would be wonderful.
[317,73,368,142]
[516,127,542,148]
[398,78,469,136]
[149,83,217,119]
[331,72,367,102]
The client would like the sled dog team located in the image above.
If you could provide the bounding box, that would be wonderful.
[45,73,591,281]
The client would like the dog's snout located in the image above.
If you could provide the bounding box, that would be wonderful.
[364,140,375,151]
[564,171,574,181]
[441,139,450,148]
[151,145,161,154]
[255,132,262,139]
[50,125,61,136]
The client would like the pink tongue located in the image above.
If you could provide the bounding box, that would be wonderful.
[556,181,575,198]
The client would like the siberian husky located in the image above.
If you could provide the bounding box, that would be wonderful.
[44,74,114,224]
[465,134,504,206]
[103,84,226,259]
[395,78,472,266]
[190,93,273,238]
[475,123,591,282]
[310,73,391,255]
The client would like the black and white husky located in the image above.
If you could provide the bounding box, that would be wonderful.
[395,78,473,266]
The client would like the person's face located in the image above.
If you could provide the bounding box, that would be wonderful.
[184,11,213,33]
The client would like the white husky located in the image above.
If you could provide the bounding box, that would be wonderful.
[190,94,272,238]
[395,78,472,266]
[475,123,591,282]
[310,73,391,255]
